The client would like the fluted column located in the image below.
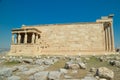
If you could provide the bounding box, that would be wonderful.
[108,26,111,51]
[24,33,27,44]
[32,33,35,44]
[105,28,108,51]
[107,27,110,51]
[105,28,107,51]
[110,22,115,51]
[12,33,14,44]
[18,33,21,44]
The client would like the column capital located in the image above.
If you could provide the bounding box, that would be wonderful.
[104,22,111,29]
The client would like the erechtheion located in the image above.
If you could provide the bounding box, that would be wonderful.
[9,14,115,56]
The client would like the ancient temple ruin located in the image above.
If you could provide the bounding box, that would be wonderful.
[9,14,115,56]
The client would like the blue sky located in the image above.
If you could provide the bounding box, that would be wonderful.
[0,0,120,48]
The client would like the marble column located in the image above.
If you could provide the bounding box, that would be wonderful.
[24,33,27,44]
[36,34,38,44]
[108,26,111,51]
[18,33,21,44]
[110,22,115,51]
[12,33,14,44]
[32,33,35,44]
[107,27,110,51]
[15,34,18,44]
[105,28,108,51]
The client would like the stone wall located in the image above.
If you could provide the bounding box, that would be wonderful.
[15,23,105,55]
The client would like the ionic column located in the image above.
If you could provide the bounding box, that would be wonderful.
[110,23,115,51]
[18,33,21,44]
[36,34,38,44]
[108,26,112,51]
[24,33,27,44]
[12,33,14,44]
[105,28,108,51]
[32,33,35,44]
[106,27,110,51]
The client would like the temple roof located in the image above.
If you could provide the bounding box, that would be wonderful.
[12,28,41,33]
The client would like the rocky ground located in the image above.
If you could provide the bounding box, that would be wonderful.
[0,53,120,80]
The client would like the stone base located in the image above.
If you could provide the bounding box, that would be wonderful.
[8,51,116,57]
[9,45,115,56]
